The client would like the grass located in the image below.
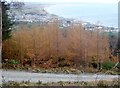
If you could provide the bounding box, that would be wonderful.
[102,61,116,70]
[2,63,120,75]
[2,79,119,86]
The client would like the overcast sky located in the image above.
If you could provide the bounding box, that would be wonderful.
[5,0,119,3]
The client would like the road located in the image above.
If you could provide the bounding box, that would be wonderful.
[0,70,119,83]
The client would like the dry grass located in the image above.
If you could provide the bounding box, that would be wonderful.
[2,79,119,86]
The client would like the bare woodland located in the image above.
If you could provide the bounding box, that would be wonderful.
[2,22,118,70]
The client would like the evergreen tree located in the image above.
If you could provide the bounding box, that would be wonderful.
[118,31,120,63]
[2,1,13,41]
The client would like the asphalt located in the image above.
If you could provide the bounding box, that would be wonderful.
[0,70,119,84]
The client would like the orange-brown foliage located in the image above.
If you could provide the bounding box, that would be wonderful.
[2,22,114,68]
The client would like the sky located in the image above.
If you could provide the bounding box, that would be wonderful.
[5,0,120,3]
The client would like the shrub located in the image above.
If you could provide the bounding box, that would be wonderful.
[8,59,19,65]
[102,61,115,70]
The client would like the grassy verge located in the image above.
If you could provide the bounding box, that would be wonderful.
[2,79,119,86]
[2,66,120,75]
[2,65,100,74]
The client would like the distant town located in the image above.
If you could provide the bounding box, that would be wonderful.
[8,2,119,33]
